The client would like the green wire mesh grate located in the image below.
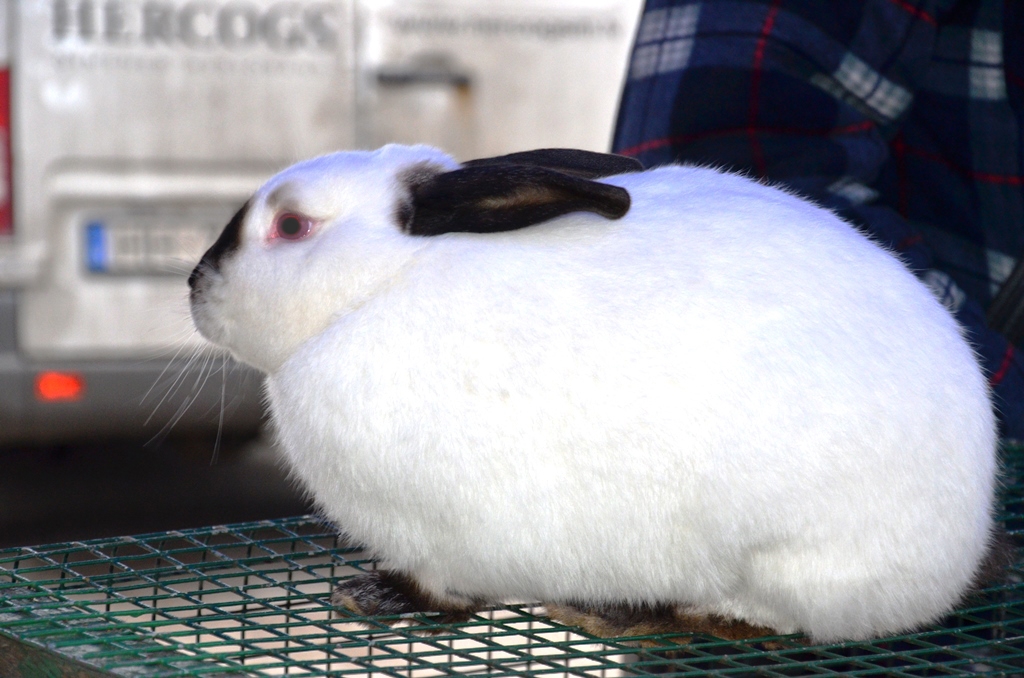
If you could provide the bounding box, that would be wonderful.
[2,447,1024,678]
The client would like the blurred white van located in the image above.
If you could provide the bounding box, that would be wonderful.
[0,0,641,443]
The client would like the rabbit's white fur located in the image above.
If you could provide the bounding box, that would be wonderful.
[191,144,998,642]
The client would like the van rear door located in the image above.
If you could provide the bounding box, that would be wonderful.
[16,0,356,360]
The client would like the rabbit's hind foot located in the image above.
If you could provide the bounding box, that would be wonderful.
[545,601,781,646]
[331,571,480,626]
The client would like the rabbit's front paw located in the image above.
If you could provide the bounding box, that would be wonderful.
[331,571,479,625]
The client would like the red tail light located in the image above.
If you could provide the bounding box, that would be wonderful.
[0,68,9,236]
[36,371,85,402]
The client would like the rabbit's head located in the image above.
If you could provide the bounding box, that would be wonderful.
[188,144,639,373]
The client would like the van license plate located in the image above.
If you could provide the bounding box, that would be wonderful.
[85,219,219,276]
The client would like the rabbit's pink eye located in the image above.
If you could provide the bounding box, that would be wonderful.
[273,212,312,241]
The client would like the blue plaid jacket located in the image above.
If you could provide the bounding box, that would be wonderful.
[614,0,1024,438]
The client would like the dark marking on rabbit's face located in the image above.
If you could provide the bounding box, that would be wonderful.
[189,200,250,291]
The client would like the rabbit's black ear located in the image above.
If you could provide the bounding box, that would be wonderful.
[462,148,643,179]
[401,164,632,236]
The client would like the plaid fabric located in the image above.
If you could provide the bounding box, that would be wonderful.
[613,0,1024,438]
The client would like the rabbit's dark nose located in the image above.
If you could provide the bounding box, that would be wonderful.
[188,264,202,290]
[190,200,250,290]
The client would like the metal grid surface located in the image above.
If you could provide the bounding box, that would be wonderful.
[2,448,1024,677]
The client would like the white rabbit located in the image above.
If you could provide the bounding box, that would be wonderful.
[189,144,1006,643]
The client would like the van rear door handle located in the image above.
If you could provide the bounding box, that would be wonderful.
[375,63,471,88]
